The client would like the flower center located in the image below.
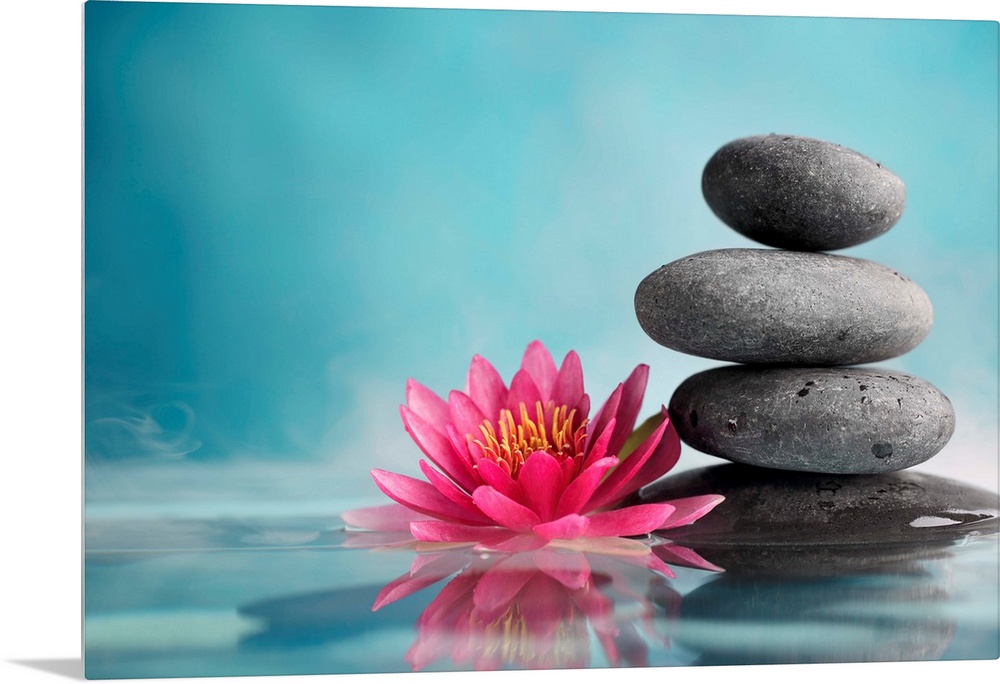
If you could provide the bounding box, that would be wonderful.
[473,401,587,479]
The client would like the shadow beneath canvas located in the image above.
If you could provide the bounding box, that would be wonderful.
[8,659,84,680]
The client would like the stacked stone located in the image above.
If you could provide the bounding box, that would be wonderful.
[634,134,955,475]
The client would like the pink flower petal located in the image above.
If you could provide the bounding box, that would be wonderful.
[506,369,542,412]
[410,552,458,576]
[559,454,577,490]
[613,622,652,666]
[461,427,485,460]
[473,533,549,554]
[606,364,649,456]
[578,587,618,641]
[639,550,678,579]
[517,451,565,521]
[552,350,585,412]
[653,542,725,573]
[551,534,653,557]
[405,378,451,429]
[446,390,486,440]
[472,486,542,531]
[533,513,591,540]
[521,340,558,402]
[474,457,525,503]
[584,502,677,538]
[409,520,506,543]
[417,460,480,513]
[372,574,439,612]
[400,405,479,493]
[656,494,726,529]
[444,424,484,486]
[581,414,617,470]
[585,409,671,511]
[340,503,430,532]
[553,456,618,519]
[601,413,682,506]
[467,354,507,419]
[584,382,622,453]
[371,469,492,526]
[372,552,470,611]
[533,548,592,589]
[410,571,478,642]
[516,575,570,635]
[472,558,537,619]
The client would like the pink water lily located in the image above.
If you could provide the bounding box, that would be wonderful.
[343,341,723,543]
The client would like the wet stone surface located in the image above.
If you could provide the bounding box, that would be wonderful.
[634,249,933,366]
[641,464,999,547]
[702,134,906,251]
[668,366,955,474]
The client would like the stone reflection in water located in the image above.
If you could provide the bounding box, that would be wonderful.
[665,574,956,664]
[239,583,425,652]
[641,464,1000,664]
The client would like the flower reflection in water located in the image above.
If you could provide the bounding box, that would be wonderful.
[349,531,723,671]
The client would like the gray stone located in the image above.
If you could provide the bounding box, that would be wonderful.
[668,366,955,474]
[641,464,999,546]
[634,248,933,365]
[702,134,906,251]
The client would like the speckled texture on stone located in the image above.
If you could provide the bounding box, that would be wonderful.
[668,366,955,474]
[640,464,999,546]
[702,134,906,251]
[634,249,933,365]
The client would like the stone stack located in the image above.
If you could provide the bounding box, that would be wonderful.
[634,134,955,475]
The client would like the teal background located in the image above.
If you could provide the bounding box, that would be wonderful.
[84,1,999,512]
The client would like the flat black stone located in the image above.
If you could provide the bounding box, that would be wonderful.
[641,464,999,547]
[702,134,906,251]
[668,365,955,474]
[634,249,933,366]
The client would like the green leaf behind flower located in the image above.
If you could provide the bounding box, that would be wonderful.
[619,412,665,460]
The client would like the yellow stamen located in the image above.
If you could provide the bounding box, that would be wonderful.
[472,400,588,479]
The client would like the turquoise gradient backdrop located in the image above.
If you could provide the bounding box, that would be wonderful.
[84,2,999,514]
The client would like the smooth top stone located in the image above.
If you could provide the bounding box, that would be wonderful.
[634,248,933,366]
[702,134,906,251]
[641,464,1000,547]
[668,366,956,474]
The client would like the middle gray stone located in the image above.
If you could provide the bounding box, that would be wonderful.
[667,365,955,474]
[634,248,933,365]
